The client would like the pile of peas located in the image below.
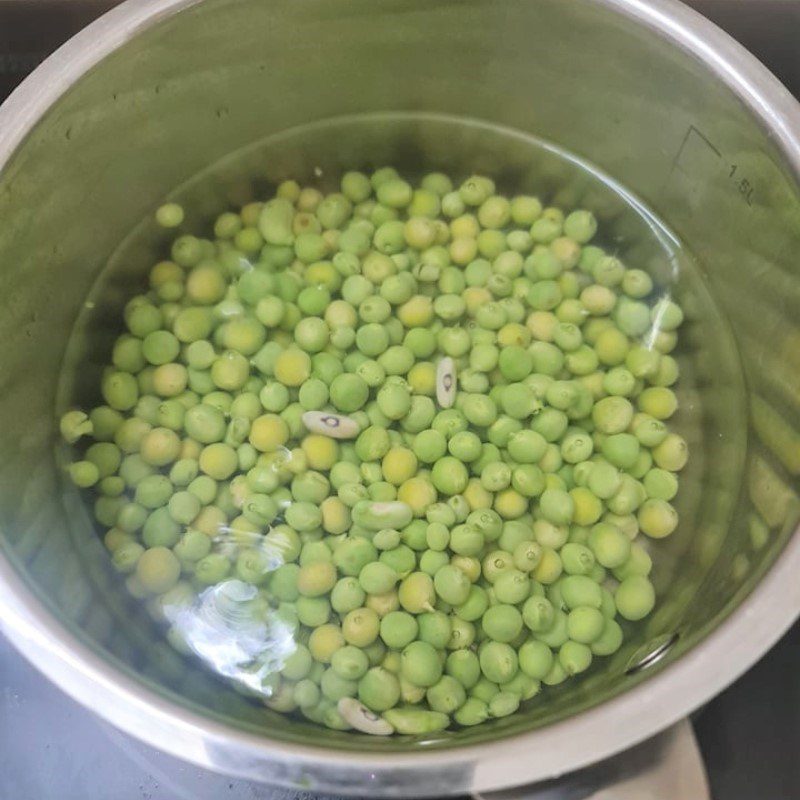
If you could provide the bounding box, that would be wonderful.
[60,167,687,736]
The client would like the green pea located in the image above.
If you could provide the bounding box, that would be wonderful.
[171,528,210,564]
[558,575,602,610]
[591,618,624,656]
[444,649,480,690]
[493,570,531,604]
[423,675,465,715]
[382,707,449,734]
[518,639,554,680]
[379,611,418,649]
[481,604,523,642]
[431,457,469,495]
[522,595,555,633]
[453,697,489,726]
[455,585,489,622]
[379,543,415,577]
[331,645,369,681]
[413,429,448,464]
[601,433,641,470]
[331,577,366,614]
[449,525,485,557]
[399,640,443,688]
[359,562,399,594]
[419,549,450,576]
[341,171,372,202]
[183,404,223,446]
[330,373,370,412]
[479,641,518,684]
[266,564,299,603]
[563,209,597,243]
[559,640,593,675]
[358,666,400,712]
[487,690,519,718]
[433,564,471,605]
[285,501,322,532]
[615,575,656,621]
[377,382,411,420]
[297,596,332,627]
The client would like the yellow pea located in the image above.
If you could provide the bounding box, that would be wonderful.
[152,363,188,397]
[149,260,183,287]
[325,299,358,329]
[463,287,492,316]
[450,214,480,238]
[192,505,226,537]
[249,414,289,452]
[186,265,226,305]
[180,438,202,460]
[400,676,426,704]
[382,447,419,486]
[198,442,238,479]
[305,260,341,291]
[463,478,493,511]
[497,322,531,348]
[228,516,262,546]
[365,591,400,618]
[274,348,312,386]
[308,624,346,663]
[570,487,603,526]
[450,237,478,266]
[397,295,434,328]
[382,651,402,674]
[494,488,528,519]
[407,362,436,396]
[297,561,337,597]
[104,527,131,553]
[302,434,339,470]
[286,447,308,474]
[397,476,437,516]
[580,371,606,400]
[451,555,481,582]
[532,548,563,584]
[272,330,293,348]
[321,496,351,535]
[638,499,678,539]
[526,311,557,341]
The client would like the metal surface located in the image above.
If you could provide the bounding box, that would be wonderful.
[0,631,346,800]
[7,623,797,800]
[0,0,799,795]
[0,629,710,800]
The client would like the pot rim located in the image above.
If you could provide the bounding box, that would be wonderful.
[0,0,799,794]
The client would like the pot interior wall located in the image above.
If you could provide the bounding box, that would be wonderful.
[0,0,798,753]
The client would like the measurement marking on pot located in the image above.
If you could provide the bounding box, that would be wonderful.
[673,124,721,161]
[669,125,756,206]
[667,125,755,206]
[728,163,755,206]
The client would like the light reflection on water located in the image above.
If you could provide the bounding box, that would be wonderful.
[166,578,296,697]
[159,448,301,699]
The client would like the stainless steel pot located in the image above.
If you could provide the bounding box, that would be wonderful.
[0,0,799,795]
